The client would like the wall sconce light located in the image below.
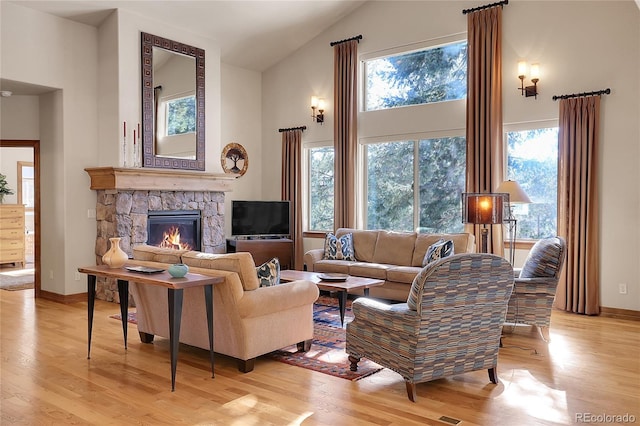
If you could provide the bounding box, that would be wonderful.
[310,96,325,124]
[517,61,540,99]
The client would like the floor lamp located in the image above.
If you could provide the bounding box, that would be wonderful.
[495,180,531,264]
[462,193,508,253]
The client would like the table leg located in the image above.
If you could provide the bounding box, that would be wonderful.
[364,288,370,297]
[204,284,215,378]
[117,279,129,350]
[168,288,184,392]
[87,274,96,359]
[337,290,347,327]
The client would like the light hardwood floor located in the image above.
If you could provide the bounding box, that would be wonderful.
[1,289,638,425]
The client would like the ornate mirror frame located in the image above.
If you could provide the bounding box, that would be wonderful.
[141,32,205,171]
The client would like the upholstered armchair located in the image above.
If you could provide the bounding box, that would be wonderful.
[346,254,514,402]
[505,236,567,340]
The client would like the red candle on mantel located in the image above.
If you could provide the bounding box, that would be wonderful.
[123,121,126,138]
[133,129,136,145]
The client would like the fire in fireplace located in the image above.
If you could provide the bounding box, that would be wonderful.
[147,210,201,251]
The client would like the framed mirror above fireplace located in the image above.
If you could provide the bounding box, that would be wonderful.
[141,32,205,171]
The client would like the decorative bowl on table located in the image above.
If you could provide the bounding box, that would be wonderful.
[168,263,189,278]
[318,273,349,282]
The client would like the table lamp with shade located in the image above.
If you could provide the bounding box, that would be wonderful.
[462,193,509,253]
[495,180,532,264]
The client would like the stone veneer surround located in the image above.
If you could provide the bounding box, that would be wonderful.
[86,167,234,302]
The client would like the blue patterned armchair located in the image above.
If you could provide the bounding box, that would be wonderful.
[346,254,514,402]
[505,236,566,340]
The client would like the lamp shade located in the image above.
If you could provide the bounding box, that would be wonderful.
[462,193,506,225]
[495,180,531,204]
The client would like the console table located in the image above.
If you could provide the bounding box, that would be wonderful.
[77,265,223,391]
[226,238,293,269]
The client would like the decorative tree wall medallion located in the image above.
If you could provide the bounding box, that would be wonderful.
[221,142,248,177]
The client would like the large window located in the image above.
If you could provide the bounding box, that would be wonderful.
[308,146,334,232]
[505,127,559,239]
[364,41,467,111]
[365,136,466,233]
[165,95,196,136]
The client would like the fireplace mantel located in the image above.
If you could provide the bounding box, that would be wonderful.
[85,167,235,192]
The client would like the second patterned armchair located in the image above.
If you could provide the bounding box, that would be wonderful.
[346,254,514,402]
[505,236,567,340]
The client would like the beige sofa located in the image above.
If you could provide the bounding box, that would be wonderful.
[304,228,476,301]
[127,245,319,373]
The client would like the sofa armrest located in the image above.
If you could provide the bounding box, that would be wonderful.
[304,248,325,271]
[513,277,558,295]
[351,298,420,329]
[236,280,319,319]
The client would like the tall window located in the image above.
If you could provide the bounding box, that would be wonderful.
[364,41,467,111]
[365,136,466,233]
[165,95,196,136]
[308,146,334,231]
[505,127,559,239]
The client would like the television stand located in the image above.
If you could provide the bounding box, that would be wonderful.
[226,238,293,269]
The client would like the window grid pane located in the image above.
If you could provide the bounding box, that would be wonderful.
[309,147,334,231]
[506,128,559,239]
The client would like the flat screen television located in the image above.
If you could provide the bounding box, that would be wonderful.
[231,200,290,238]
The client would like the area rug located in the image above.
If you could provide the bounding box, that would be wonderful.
[110,295,383,381]
[0,268,35,291]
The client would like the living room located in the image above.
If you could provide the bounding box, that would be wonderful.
[1,0,639,423]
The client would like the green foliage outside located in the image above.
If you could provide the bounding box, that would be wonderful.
[167,96,196,135]
[0,173,14,203]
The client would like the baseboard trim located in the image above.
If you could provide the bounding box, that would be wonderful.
[39,290,87,304]
[600,306,640,321]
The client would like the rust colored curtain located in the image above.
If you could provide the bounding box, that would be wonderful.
[555,96,601,315]
[465,6,504,255]
[333,39,358,229]
[281,129,304,270]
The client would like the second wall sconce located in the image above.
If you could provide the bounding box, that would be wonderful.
[311,96,325,124]
[517,61,540,99]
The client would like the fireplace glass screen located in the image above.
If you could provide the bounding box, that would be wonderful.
[147,210,201,251]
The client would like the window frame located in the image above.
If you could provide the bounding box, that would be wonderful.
[502,119,559,242]
[360,33,468,113]
[303,139,335,233]
[359,129,466,232]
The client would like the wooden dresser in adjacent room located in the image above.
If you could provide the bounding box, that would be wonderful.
[0,204,26,267]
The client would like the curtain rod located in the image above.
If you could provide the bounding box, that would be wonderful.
[462,0,508,14]
[278,126,307,133]
[552,88,611,101]
[330,34,362,47]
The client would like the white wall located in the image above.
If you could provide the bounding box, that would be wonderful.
[220,63,263,238]
[262,0,640,311]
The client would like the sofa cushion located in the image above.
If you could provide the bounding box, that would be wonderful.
[348,262,391,280]
[324,233,356,261]
[336,228,378,262]
[132,244,187,264]
[182,251,260,291]
[387,265,423,284]
[256,257,281,287]
[423,239,454,266]
[313,259,353,274]
[412,233,474,267]
[372,231,416,267]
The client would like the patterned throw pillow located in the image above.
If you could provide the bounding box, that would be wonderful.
[324,233,356,261]
[256,257,281,287]
[422,239,454,266]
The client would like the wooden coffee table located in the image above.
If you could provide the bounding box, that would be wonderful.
[279,270,384,326]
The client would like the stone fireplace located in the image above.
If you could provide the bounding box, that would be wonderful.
[86,167,235,302]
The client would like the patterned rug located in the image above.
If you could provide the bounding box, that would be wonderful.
[110,295,383,381]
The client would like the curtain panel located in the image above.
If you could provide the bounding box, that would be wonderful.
[555,96,601,315]
[465,6,504,255]
[333,39,358,230]
[281,129,304,270]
